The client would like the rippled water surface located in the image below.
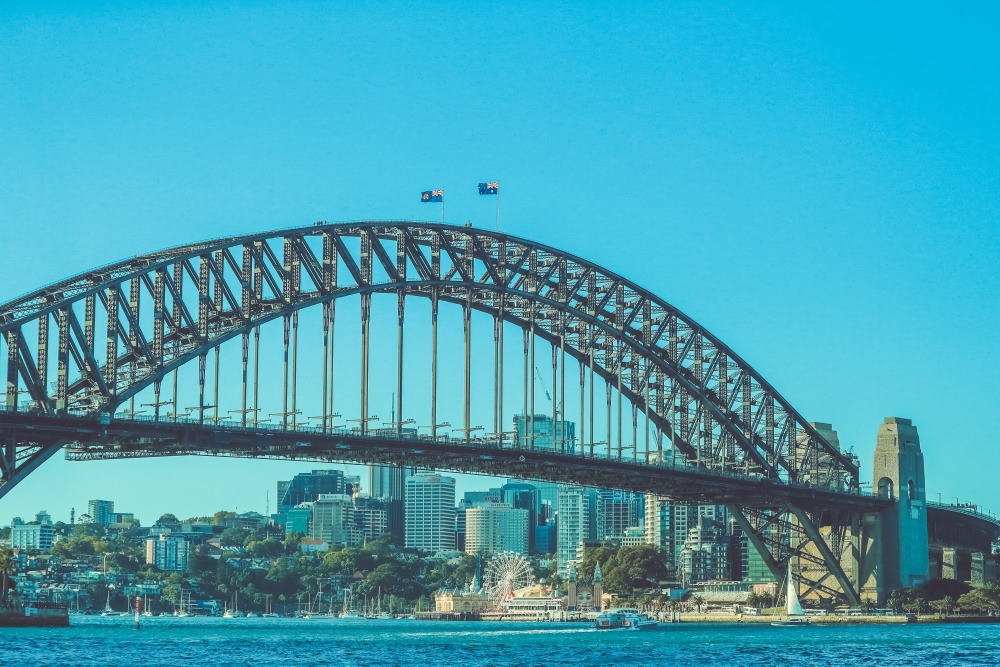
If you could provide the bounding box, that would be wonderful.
[3,616,1000,666]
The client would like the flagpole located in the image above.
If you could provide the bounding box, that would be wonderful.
[495,187,500,231]
[441,199,445,224]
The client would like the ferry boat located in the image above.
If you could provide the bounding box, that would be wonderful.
[1,601,70,627]
[594,608,657,630]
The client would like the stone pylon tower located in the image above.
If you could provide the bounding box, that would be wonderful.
[873,417,929,592]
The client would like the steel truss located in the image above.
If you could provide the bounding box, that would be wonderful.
[1,221,868,603]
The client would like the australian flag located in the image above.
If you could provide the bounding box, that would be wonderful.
[421,190,444,202]
[478,182,499,195]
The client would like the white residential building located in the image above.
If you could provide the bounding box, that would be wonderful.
[145,534,190,571]
[464,504,529,556]
[10,514,55,551]
[556,486,592,566]
[88,499,114,525]
[405,474,456,552]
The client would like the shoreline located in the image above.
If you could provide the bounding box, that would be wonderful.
[419,611,1000,625]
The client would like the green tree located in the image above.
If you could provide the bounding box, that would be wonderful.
[610,544,669,592]
[0,547,15,603]
[248,538,284,557]
[322,546,375,575]
[358,562,425,600]
[576,546,617,583]
[220,527,250,547]
[212,511,238,526]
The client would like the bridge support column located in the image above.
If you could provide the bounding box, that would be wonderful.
[941,547,958,580]
[787,504,862,607]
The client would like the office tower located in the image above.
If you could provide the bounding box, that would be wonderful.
[536,520,557,554]
[285,503,313,535]
[500,482,540,553]
[596,489,642,541]
[310,494,360,546]
[464,504,530,556]
[404,473,456,552]
[455,490,503,551]
[353,496,389,544]
[276,470,346,514]
[88,499,114,525]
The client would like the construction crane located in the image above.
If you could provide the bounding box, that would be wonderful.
[534,365,551,402]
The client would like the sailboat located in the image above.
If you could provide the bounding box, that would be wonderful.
[374,588,392,619]
[771,563,809,626]
[100,589,116,616]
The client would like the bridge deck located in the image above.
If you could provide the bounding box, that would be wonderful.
[1,409,888,511]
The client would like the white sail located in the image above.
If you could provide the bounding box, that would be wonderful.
[786,564,804,616]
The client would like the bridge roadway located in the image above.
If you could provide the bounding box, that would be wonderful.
[1,408,887,512]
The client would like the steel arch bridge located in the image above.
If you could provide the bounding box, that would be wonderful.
[0,221,886,603]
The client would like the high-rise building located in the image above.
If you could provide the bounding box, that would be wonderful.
[285,503,313,535]
[726,517,776,583]
[353,496,389,544]
[10,514,54,551]
[464,504,530,556]
[536,520,557,554]
[556,486,593,566]
[277,470,347,514]
[596,489,642,541]
[145,534,190,571]
[500,483,540,553]
[88,499,114,525]
[405,474,456,552]
[644,494,728,576]
[678,516,729,585]
[454,490,503,551]
[310,494,360,547]
[513,414,576,453]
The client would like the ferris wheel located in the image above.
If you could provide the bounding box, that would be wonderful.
[484,551,534,607]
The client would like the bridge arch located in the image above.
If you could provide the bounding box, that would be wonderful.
[1,221,857,492]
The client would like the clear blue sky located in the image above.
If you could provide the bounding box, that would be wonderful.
[1,2,997,523]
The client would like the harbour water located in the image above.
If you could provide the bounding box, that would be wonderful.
[2,617,1000,665]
